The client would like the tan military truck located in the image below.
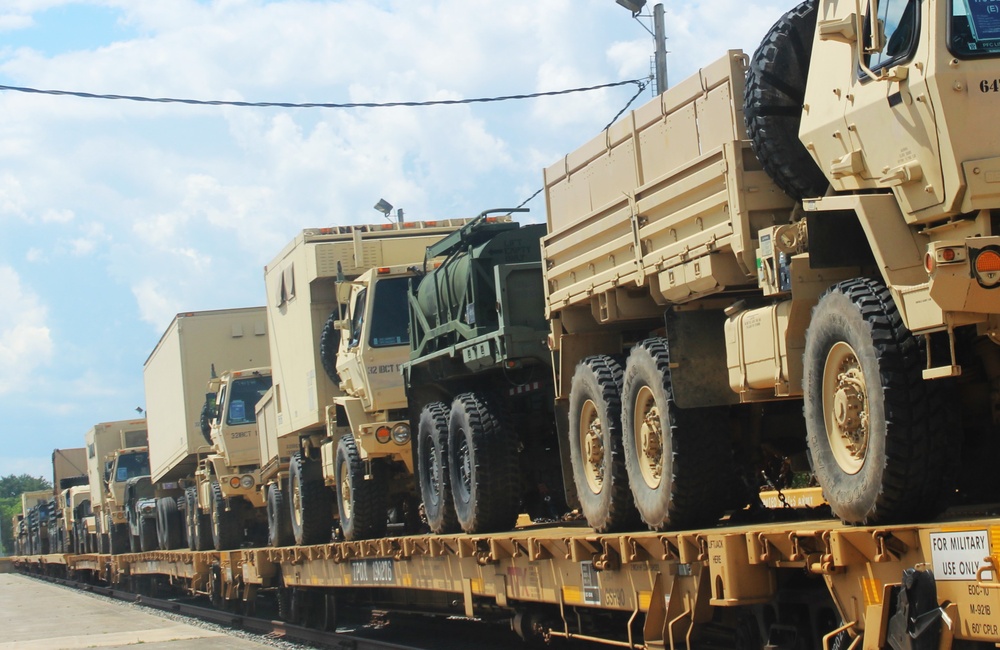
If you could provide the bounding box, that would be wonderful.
[49,447,88,553]
[261,219,474,544]
[19,489,52,555]
[84,420,148,554]
[543,0,1000,532]
[143,309,270,551]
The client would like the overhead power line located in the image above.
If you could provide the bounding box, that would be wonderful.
[0,77,649,109]
[515,77,651,210]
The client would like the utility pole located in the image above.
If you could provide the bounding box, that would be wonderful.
[653,3,667,94]
[616,1,669,94]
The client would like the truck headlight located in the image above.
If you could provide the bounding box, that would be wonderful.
[973,247,1000,288]
[375,426,392,444]
[240,475,255,489]
[391,423,411,445]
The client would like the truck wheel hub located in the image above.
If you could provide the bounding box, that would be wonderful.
[580,399,605,493]
[633,386,663,488]
[823,342,869,474]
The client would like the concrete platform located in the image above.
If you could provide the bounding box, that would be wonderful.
[0,574,273,649]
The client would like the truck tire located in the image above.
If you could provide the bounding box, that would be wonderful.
[417,402,460,534]
[621,338,732,530]
[319,310,342,385]
[187,487,213,552]
[109,523,129,555]
[139,517,157,552]
[744,0,829,200]
[267,482,293,547]
[290,452,333,545]
[803,278,952,524]
[335,435,388,541]
[185,487,198,551]
[210,482,242,550]
[156,497,184,550]
[448,393,520,534]
[568,355,639,533]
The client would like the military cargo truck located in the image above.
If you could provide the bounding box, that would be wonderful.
[142,308,270,551]
[402,212,567,534]
[543,0,1000,532]
[20,490,52,555]
[84,419,148,554]
[49,447,88,553]
[58,484,91,554]
[261,219,475,544]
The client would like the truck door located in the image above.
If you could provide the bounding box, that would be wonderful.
[358,276,411,409]
[847,0,945,214]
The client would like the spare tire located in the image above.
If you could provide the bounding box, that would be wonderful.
[319,308,341,385]
[744,0,829,200]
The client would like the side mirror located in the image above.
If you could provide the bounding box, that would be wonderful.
[336,280,353,304]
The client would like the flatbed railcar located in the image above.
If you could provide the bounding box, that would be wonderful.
[13,501,1000,649]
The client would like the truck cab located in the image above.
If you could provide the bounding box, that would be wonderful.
[103,446,150,553]
[327,266,414,464]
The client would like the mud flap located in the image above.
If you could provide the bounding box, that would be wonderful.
[886,568,943,650]
[664,309,738,408]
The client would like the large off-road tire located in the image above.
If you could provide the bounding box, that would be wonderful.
[210,482,242,550]
[416,402,460,534]
[109,523,129,555]
[139,517,157,552]
[267,482,294,548]
[745,0,829,200]
[621,339,733,530]
[568,355,640,533]
[186,487,213,552]
[290,452,333,546]
[803,278,952,524]
[319,309,342,385]
[156,497,183,550]
[448,393,520,534]
[129,528,140,553]
[335,435,388,541]
[185,487,199,551]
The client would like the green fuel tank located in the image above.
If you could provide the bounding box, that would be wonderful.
[409,217,547,359]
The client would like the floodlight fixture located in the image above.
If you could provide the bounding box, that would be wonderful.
[374,198,393,217]
[615,0,646,16]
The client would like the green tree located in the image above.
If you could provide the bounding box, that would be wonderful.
[0,474,52,556]
[0,474,51,499]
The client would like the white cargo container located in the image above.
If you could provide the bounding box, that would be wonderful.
[143,308,269,484]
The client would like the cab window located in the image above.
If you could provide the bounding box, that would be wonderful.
[949,0,1000,57]
[349,288,367,348]
[368,277,410,348]
[866,0,920,71]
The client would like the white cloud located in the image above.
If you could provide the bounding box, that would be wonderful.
[40,208,74,224]
[68,220,110,256]
[0,14,33,32]
[131,277,183,330]
[0,266,53,394]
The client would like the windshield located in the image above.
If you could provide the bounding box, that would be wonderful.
[114,451,150,481]
[225,375,273,425]
[950,0,1000,57]
[369,277,411,348]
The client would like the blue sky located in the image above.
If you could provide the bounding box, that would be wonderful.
[0,0,787,480]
